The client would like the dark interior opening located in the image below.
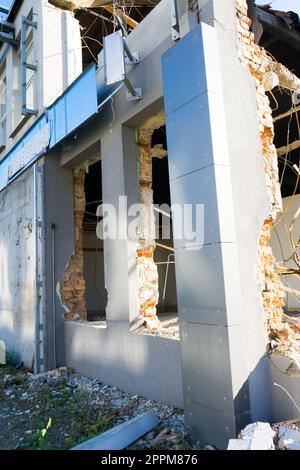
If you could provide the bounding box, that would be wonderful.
[151,126,178,318]
[270,87,300,198]
[83,160,107,322]
[74,5,159,69]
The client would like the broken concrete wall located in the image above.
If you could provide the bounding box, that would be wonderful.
[136,112,165,326]
[60,164,87,321]
[0,168,36,368]
[235,0,296,344]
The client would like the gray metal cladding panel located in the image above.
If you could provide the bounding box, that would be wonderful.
[184,400,236,449]
[174,244,227,325]
[170,166,221,249]
[165,93,214,181]
[162,26,207,115]
[180,322,234,412]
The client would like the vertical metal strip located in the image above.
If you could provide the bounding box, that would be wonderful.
[34,162,45,373]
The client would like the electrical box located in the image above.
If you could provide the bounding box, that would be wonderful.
[104,30,126,86]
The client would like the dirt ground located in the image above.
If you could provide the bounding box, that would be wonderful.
[0,364,190,450]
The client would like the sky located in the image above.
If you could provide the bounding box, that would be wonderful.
[255,0,300,15]
[0,0,12,9]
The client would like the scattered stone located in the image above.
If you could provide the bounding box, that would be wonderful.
[0,365,186,450]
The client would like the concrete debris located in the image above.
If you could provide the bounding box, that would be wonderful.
[227,439,251,450]
[227,421,300,450]
[227,422,276,450]
[278,426,300,450]
[134,316,180,340]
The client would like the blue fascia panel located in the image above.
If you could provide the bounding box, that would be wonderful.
[48,63,98,148]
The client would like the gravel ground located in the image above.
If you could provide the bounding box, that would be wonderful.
[0,364,189,450]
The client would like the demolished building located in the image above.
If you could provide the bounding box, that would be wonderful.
[0,0,300,449]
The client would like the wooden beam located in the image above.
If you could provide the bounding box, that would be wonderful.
[101,5,138,29]
[276,267,300,277]
[273,104,300,123]
[277,139,300,156]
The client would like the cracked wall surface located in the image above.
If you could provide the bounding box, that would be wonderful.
[0,168,36,368]
[60,164,87,321]
[136,111,165,328]
[235,0,299,352]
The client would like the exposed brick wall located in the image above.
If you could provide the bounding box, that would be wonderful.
[60,164,87,321]
[136,112,165,327]
[235,0,298,348]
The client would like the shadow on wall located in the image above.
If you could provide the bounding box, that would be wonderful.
[64,321,183,408]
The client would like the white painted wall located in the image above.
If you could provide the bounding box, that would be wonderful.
[41,1,82,107]
[270,194,300,312]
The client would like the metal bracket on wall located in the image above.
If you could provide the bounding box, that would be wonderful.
[0,20,19,48]
[170,0,180,41]
[122,37,141,101]
[21,16,38,116]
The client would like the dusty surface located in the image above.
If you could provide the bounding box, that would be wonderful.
[0,364,188,450]
[132,313,180,340]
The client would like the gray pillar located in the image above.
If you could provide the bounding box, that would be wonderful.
[44,152,75,369]
[162,24,252,449]
[101,125,139,325]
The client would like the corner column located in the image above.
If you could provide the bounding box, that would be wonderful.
[162,23,251,449]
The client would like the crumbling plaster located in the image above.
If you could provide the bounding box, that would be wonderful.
[60,164,87,321]
[136,111,165,327]
[235,0,300,352]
